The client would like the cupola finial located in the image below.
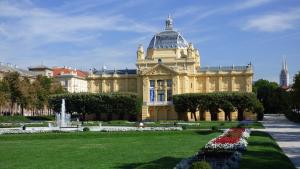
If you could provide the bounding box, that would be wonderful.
[165,14,173,30]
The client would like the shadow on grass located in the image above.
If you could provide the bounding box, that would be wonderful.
[117,156,182,169]
[250,130,274,139]
[194,130,216,135]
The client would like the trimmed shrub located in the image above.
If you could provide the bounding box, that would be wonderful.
[48,92,142,121]
[256,111,264,121]
[285,111,300,123]
[211,125,219,132]
[191,161,212,169]
[83,127,90,132]
[173,92,261,121]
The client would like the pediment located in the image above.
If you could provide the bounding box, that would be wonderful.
[142,64,178,75]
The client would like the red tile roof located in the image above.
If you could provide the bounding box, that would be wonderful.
[52,67,88,78]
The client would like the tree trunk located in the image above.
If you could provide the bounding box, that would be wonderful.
[192,112,197,121]
[228,112,232,121]
[238,109,244,121]
[21,105,24,116]
[10,102,14,115]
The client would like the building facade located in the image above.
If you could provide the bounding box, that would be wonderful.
[88,16,253,121]
[28,65,53,77]
[0,62,37,80]
[53,67,88,93]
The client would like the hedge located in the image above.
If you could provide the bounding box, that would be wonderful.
[48,92,142,120]
[173,92,263,121]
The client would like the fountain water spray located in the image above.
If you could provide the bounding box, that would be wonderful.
[56,99,71,127]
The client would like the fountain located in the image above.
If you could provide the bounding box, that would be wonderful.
[56,99,71,127]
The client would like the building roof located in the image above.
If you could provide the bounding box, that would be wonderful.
[52,67,88,78]
[28,65,52,70]
[93,69,137,75]
[0,63,38,77]
[148,16,189,49]
[199,65,252,72]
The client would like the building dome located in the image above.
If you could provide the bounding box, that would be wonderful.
[148,16,189,49]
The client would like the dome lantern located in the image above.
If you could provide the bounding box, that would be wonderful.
[165,14,173,30]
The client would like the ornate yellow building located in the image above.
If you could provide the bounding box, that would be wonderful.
[87,16,253,121]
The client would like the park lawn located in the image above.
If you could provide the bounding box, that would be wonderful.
[184,121,264,129]
[240,131,296,169]
[87,120,264,129]
[0,130,219,169]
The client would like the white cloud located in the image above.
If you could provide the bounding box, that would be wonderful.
[0,0,159,70]
[0,1,158,44]
[234,0,273,10]
[177,0,274,26]
[242,8,300,32]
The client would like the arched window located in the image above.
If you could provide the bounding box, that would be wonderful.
[158,58,162,64]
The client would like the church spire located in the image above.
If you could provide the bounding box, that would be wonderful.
[284,57,288,71]
[280,56,289,88]
[165,14,173,30]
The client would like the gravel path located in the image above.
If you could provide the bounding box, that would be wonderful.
[261,114,300,169]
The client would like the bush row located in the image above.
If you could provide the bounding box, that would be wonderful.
[48,92,142,120]
[173,92,263,121]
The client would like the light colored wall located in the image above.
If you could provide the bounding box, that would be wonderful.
[59,76,88,93]
[88,43,253,121]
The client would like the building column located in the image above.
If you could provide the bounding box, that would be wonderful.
[231,76,235,92]
[218,76,222,92]
[192,76,196,93]
[125,77,129,92]
[101,79,106,92]
[142,77,149,103]
[172,76,180,95]
[113,79,117,92]
[155,80,158,102]
[183,75,189,93]
[205,76,210,93]
[164,80,167,102]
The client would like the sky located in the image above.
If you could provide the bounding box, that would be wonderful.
[0,0,300,83]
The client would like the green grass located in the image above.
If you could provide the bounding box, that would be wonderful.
[82,121,264,129]
[183,121,264,129]
[0,130,219,169]
[0,116,30,123]
[240,131,296,169]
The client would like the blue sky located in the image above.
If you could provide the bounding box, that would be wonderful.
[0,0,300,83]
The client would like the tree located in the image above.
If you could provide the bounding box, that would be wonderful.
[253,79,279,114]
[3,72,22,114]
[220,100,235,121]
[292,72,300,111]
[173,95,188,120]
[253,79,278,93]
[186,94,200,121]
[18,77,32,116]
[48,92,142,121]
[0,80,9,113]
[173,92,260,121]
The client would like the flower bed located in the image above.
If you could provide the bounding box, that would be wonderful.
[204,128,251,152]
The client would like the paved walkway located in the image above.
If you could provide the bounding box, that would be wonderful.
[261,114,300,169]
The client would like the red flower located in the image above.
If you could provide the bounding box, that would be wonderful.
[212,128,245,144]
[213,136,240,144]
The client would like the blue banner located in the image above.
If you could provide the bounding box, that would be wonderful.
[150,89,155,102]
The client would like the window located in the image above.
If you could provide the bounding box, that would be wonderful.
[158,58,162,64]
[157,80,164,88]
[167,89,172,101]
[167,79,172,87]
[157,90,165,102]
[150,89,155,102]
[150,80,155,88]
